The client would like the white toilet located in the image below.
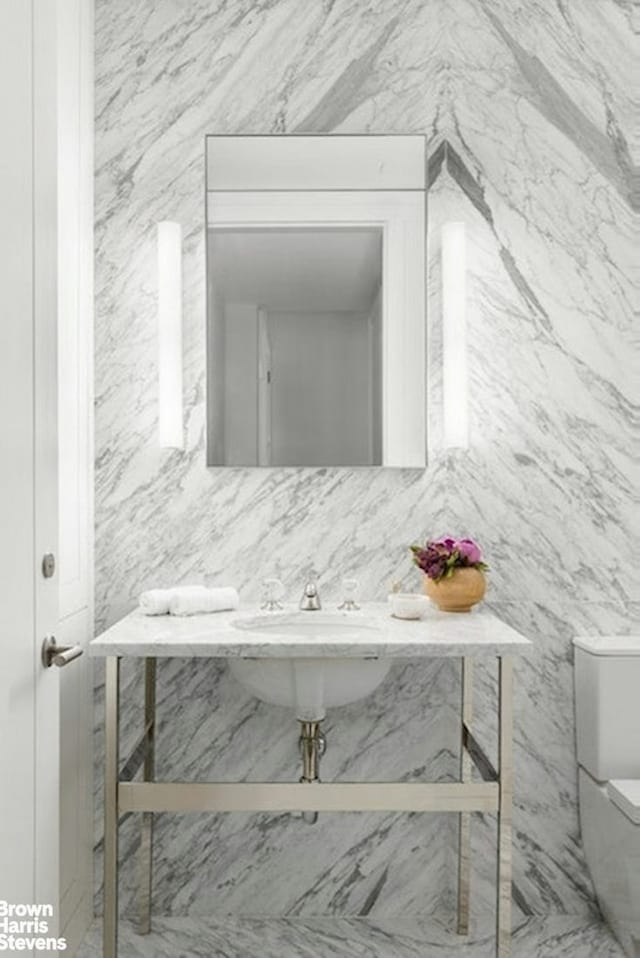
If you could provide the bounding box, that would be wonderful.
[574,634,640,958]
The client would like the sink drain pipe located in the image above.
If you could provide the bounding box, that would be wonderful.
[298,720,326,825]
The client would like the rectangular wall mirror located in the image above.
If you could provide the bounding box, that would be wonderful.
[205,134,427,467]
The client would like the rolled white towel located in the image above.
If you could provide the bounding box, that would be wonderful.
[139,588,174,616]
[168,585,240,617]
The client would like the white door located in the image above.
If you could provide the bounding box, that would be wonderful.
[0,0,62,938]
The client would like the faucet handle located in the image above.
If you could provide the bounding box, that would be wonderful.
[261,578,285,611]
[338,578,360,611]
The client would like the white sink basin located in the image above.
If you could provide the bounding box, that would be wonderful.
[233,611,382,641]
[229,612,392,720]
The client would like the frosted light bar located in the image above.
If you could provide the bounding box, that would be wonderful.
[157,221,183,448]
[442,222,468,449]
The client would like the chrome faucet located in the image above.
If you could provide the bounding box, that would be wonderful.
[299,581,321,611]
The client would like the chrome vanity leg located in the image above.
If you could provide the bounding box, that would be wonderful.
[496,657,513,958]
[457,656,473,935]
[138,658,156,934]
[104,657,120,958]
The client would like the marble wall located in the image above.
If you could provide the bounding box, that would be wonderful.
[94,0,637,924]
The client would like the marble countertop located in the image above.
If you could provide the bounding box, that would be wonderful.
[90,603,532,659]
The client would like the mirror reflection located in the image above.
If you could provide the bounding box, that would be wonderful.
[208,227,382,467]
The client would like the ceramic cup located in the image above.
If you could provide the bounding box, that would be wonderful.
[388,593,429,620]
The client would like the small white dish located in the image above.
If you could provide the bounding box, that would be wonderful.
[388,593,429,620]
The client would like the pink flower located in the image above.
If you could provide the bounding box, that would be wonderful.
[432,536,456,552]
[411,536,487,583]
[456,538,482,565]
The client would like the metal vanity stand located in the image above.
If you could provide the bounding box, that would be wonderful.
[90,605,531,958]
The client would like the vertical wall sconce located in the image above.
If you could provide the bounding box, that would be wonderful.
[441,221,469,449]
[157,221,183,448]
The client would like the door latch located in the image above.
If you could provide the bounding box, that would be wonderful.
[41,634,83,668]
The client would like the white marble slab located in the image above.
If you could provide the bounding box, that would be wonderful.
[90,602,532,659]
[92,0,635,924]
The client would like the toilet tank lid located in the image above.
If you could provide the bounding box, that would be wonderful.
[607,780,640,824]
[573,635,640,656]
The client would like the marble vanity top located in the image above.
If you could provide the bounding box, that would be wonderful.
[90,603,532,659]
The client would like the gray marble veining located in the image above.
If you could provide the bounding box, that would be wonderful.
[77,916,626,958]
[94,0,638,925]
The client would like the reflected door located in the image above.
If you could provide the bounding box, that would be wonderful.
[269,309,377,467]
[208,225,383,466]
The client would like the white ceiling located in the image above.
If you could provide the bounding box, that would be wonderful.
[209,228,382,312]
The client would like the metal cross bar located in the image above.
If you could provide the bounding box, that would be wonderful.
[118,780,499,814]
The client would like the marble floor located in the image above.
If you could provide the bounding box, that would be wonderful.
[77,915,625,957]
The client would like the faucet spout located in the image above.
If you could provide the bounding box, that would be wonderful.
[299,582,321,611]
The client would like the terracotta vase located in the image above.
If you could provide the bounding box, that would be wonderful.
[423,567,486,613]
